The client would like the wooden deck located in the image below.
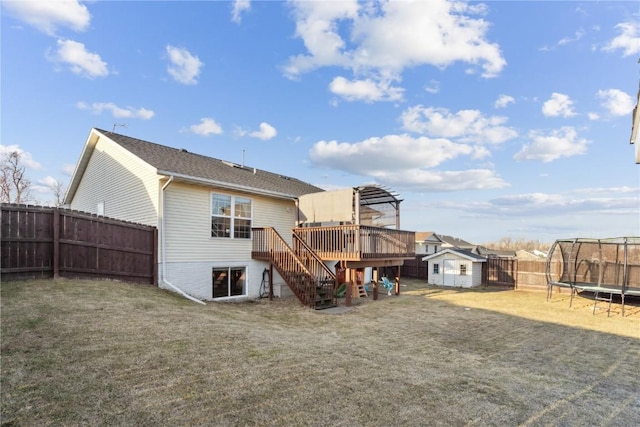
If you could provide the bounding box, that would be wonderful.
[252,225,415,266]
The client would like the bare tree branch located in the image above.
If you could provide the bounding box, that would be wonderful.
[51,179,66,207]
[1,151,32,204]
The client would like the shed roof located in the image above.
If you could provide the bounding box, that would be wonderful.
[422,248,486,262]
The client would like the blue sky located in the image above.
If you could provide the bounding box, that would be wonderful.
[1,0,639,244]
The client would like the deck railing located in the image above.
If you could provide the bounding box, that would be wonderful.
[292,225,415,261]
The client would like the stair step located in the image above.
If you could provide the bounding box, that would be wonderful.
[357,283,367,298]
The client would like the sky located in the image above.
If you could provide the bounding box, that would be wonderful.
[1,0,639,244]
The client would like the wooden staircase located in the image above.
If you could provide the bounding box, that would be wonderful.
[252,228,337,309]
[356,283,368,298]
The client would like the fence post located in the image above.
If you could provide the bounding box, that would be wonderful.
[53,208,60,279]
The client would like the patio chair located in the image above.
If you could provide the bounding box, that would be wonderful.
[380,277,394,296]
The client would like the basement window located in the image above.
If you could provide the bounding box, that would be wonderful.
[212,267,246,298]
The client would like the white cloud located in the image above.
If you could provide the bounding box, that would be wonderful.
[285,0,505,102]
[231,0,251,23]
[514,127,588,162]
[76,102,155,119]
[494,94,515,109]
[588,112,600,121]
[424,80,440,94]
[166,45,203,85]
[540,29,586,51]
[557,30,585,46]
[37,176,61,189]
[575,186,639,195]
[308,133,508,191]
[249,122,277,140]
[379,168,508,192]
[481,191,639,216]
[400,105,518,145]
[329,76,403,102]
[542,93,576,117]
[62,163,76,176]
[2,0,90,36]
[49,39,108,78]
[0,145,42,170]
[597,89,634,117]
[602,21,640,57]
[189,118,223,136]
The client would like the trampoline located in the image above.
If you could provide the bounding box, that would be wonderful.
[546,237,640,316]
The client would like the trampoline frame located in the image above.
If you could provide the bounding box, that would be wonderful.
[546,237,640,316]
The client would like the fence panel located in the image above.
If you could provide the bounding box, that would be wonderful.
[1,204,157,284]
[402,256,429,280]
[483,257,517,288]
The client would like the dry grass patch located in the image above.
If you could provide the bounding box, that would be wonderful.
[2,279,639,426]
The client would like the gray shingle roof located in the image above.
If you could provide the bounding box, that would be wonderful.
[96,128,324,198]
[436,234,475,248]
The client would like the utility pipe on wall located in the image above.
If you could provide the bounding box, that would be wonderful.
[160,176,205,305]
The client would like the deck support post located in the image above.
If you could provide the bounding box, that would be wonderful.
[372,267,379,300]
[345,268,352,307]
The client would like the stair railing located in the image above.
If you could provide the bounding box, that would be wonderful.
[253,227,335,308]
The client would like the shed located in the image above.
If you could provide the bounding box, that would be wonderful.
[422,249,486,288]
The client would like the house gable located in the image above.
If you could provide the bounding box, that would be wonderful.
[65,129,160,226]
[414,231,444,255]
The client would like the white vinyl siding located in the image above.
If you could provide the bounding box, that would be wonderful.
[163,182,297,262]
[69,136,159,226]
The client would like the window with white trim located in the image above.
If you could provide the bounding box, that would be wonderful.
[211,194,252,238]
[433,263,440,274]
[460,264,467,276]
[212,267,246,298]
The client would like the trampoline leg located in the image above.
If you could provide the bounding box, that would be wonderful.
[593,291,613,317]
[569,287,574,308]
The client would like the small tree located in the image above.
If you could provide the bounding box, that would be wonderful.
[1,151,31,204]
[51,179,66,207]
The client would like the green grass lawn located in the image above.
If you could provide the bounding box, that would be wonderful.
[2,278,639,426]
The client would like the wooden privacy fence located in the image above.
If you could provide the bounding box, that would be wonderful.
[1,204,157,284]
[483,257,517,288]
[402,256,430,280]
[404,255,556,290]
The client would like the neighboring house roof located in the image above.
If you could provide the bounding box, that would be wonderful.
[516,249,548,259]
[473,245,516,258]
[66,128,324,203]
[436,234,475,249]
[415,231,443,242]
[422,248,486,262]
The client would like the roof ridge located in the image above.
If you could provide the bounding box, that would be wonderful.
[93,128,324,197]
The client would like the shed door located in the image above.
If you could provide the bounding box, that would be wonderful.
[443,259,456,286]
